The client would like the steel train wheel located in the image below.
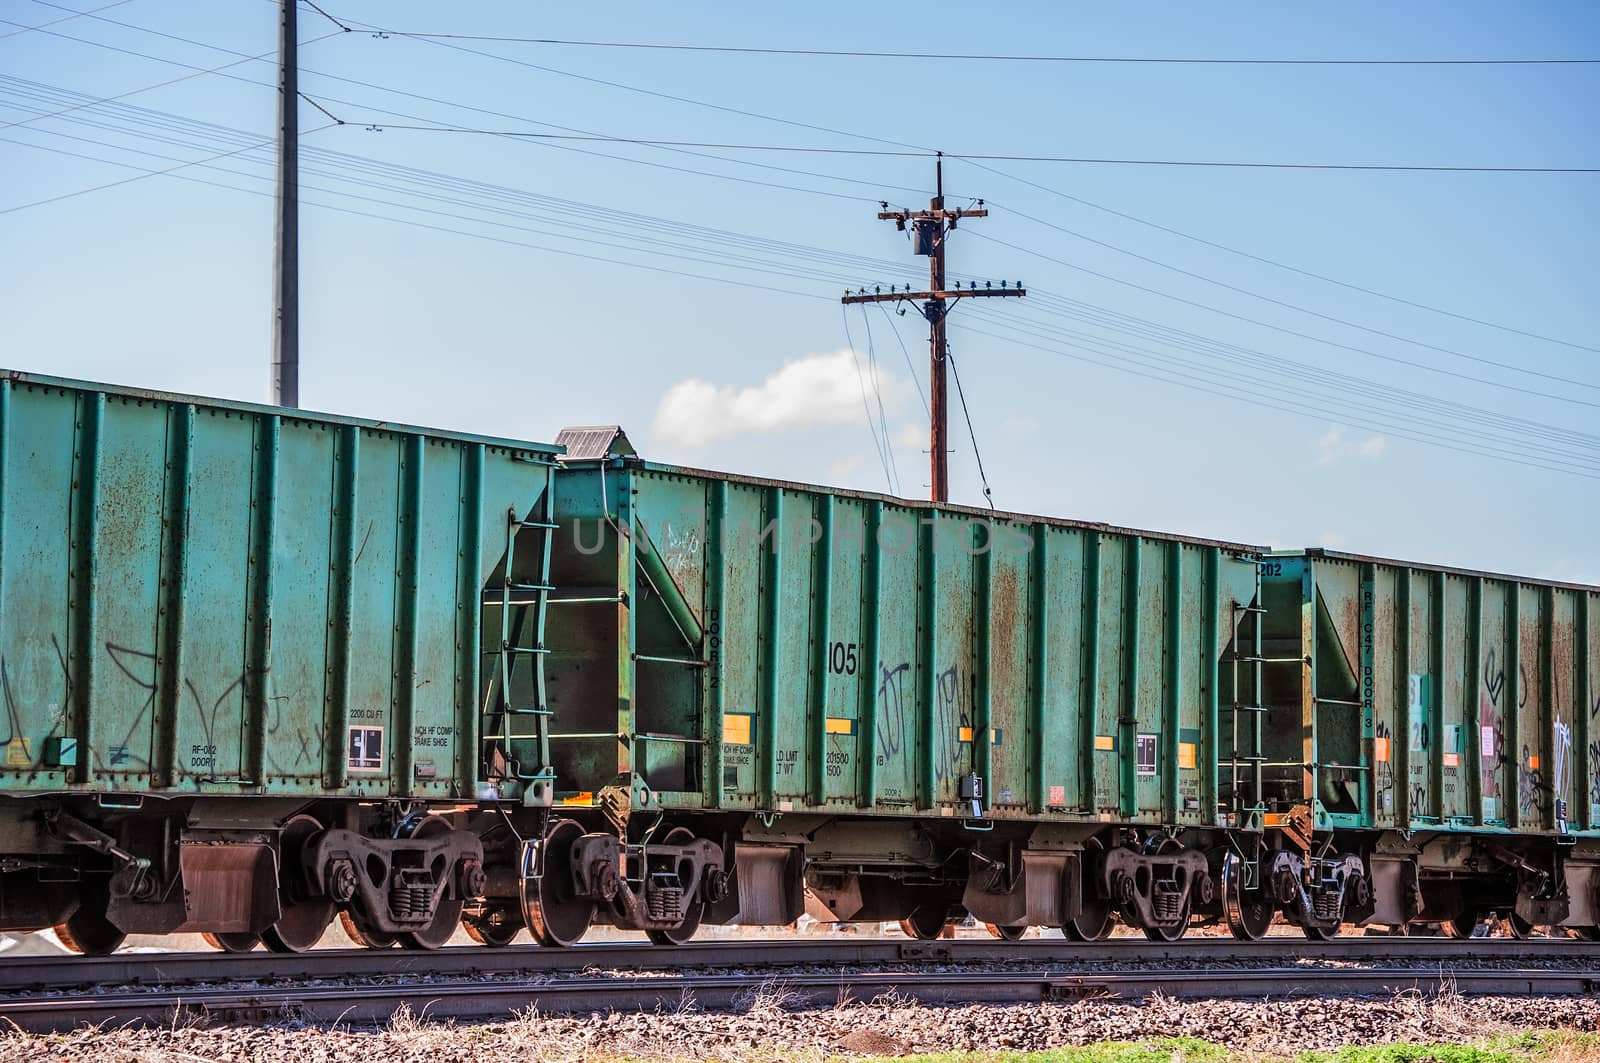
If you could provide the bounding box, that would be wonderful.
[463,907,522,947]
[1301,921,1341,940]
[397,815,464,950]
[1505,912,1535,940]
[201,931,261,953]
[522,819,594,948]
[1064,837,1115,941]
[898,905,950,941]
[339,908,398,949]
[1572,925,1600,942]
[1442,909,1481,940]
[1221,851,1274,941]
[54,877,126,957]
[985,923,1027,941]
[261,814,336,953]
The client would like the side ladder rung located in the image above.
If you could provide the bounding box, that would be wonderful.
[503,645,549,655]
[503,706,554,716]
[513,519,560,530]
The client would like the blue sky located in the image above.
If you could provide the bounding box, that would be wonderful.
[3,1,1596,582]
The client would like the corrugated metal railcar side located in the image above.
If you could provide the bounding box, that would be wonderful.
[0,371,559,801]
[1268,549,1598,837]
[537,448,1264,829]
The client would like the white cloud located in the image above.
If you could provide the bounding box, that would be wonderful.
[653,349,906,447]
[893,422,925,450]
[1315,425,1388,466]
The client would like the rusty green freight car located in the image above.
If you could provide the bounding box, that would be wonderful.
[3,372,1597,955]
[0,370,560,952]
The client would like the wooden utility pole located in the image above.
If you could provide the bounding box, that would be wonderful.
[271,0,299,408]
[842,154,1023,503]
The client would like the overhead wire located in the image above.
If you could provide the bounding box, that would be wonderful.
[6,81,1595,481]
[945,349,995,508]
[0,0,131,40]
[23,3,1593,362]
[841,304,897,492]
[878,303,929,415]
[361,31,1600,66]
[958,159,1600,356]
[857,304,901,493]
[979,203,1600,391]
[5,15,1595,482]
[967,230,1600,410]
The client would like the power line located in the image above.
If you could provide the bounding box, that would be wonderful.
[969,231,1600,410]
[0,0,131,40]
[6,101,1595,480]
[857,304,900,494]
[962,160,1600,355]
[331,120,1600,173]
[26,3,1595,369]
[945,350,995,508]
[343,30,1600,66]
[955,317,1600,481]
[878,303,929,415]
[981,204,1600,390]
[842,304,897,492]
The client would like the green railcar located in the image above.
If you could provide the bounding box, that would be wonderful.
[534,430,1264,827]
[3,373,1596,954]
[0,370,559,951]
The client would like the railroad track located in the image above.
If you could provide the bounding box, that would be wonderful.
[2,939,1595,1032]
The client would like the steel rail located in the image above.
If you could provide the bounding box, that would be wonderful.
[1,966,1595,1033]
[1,936,1592,994]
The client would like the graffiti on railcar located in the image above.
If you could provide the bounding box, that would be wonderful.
[1,637,276,781]
[933,664,973,790]
[1374,719,1395,814]
[874,661,911,765]
[1480,651,1508,804]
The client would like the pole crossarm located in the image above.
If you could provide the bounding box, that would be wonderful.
[841,287,1025,305]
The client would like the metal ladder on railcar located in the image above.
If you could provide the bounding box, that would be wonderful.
[1228,589,1271,835]
[485,487,559,803]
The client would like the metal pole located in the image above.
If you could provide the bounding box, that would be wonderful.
[271,0,299,408]
[928,154,947,503]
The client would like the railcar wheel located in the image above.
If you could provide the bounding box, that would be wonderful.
[1442,909,1482,939]
[1064,837,1116,941]
[1505,912,1535,940]
[985,923,1027,941]
[522,819,594,948]
[1221,851,1274,941]
[201,931,260,953]
[463,907,522,947]
[54,877,125,957]
[339,908,397,949]
[1573,925,1600,942]
[396,815,465,950]
[898,905,950,941]
[261,814,336,953]
[1301,921,1341,940]
[646,902,703,946]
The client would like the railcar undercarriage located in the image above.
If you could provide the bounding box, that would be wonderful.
[3,796,1598,953]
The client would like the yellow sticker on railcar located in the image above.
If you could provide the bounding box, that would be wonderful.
[1094,734,1116,751]
[559,791,594,806]
[825,717,855,736]
[1374,737,1391,763]
[958,726,974,743]
[722,714,753,745]
[1178,742,1197,770]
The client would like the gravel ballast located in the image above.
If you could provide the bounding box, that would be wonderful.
[5,990,1599,1062]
